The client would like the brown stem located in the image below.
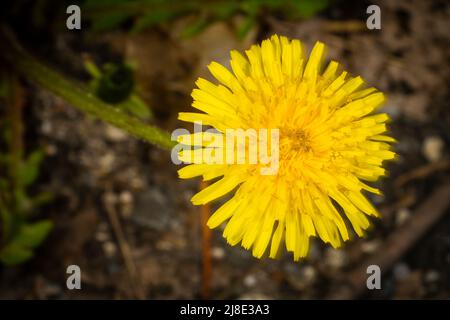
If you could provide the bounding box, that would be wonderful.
[7,73,24,192]
[200,181,212,299]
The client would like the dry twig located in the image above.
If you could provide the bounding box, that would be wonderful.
[103,192,145,299]
[328,181,450,299]
[395,157,450,188]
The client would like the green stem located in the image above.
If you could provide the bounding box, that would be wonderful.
[84,59,102,79]
[1,28,175,150]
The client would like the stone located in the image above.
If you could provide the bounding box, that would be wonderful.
[422,136,444,162]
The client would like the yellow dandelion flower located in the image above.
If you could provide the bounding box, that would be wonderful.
[177,35,396,261]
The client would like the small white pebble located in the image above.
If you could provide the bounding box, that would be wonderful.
[422,136,444,162]
[105,125,128,142]
[393,263,410,281]
[95,230,109,242]
[396,208,411,226]
[302,265,317,283]
[212,246,225,260]
[325,248,347,269]
[130,177,145,189]
[243,274,257,287]
[99,153,115,173]
[424,270,440,283]
[119,191,133,204]
[41,121,53,135]
[361,240,381,254]
[103,241,117,258]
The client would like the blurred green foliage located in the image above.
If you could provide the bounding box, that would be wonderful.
[0,73,54,266]
[84,0,330,38]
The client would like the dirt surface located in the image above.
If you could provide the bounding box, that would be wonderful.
[0,0,449,299]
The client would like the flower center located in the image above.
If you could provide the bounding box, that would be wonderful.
[280,128,313,158]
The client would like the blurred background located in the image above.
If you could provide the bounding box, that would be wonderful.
[0,0,449,299]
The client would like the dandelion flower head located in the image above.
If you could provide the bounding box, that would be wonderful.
[177,35,396,261]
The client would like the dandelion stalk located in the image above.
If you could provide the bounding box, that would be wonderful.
[1,27,174,150]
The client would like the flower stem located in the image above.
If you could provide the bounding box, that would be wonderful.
[200,181,212,299]
[1,27,175,150]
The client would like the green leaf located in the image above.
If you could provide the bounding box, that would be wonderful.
[181,17,211,39]
[236,14,257,40]
[0,153,10,166]
[90,13,131,32]
[14,220,53,249]
[0,218,53,266]
[84,60,102,79]
[85,0,134,32]
[211,2,239,20]
[0,243,34,266]
[0,177,9,190]
[30,192,54,209]
[14,188,31,214]
[18,149,44,186]
[119,95,152,120]
[85,0,126,6]
[131,10,177,33]
[0,206,12,241]
[289,0,330,19]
